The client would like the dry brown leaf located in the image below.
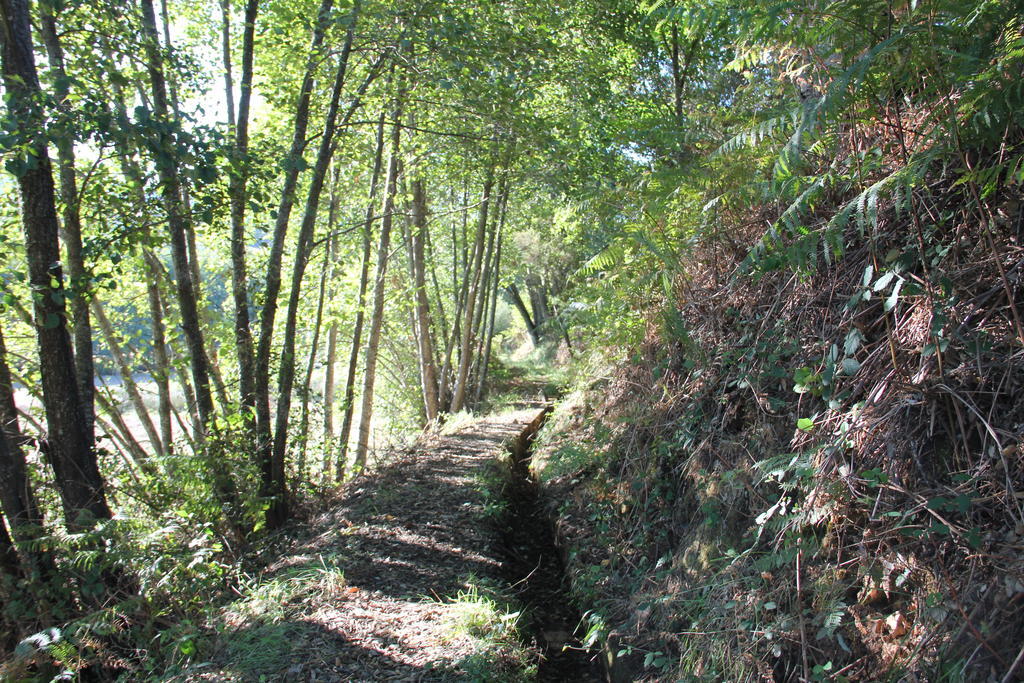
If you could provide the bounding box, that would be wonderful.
[885,611,911,638]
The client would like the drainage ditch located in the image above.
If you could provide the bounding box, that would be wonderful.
[500,409,605,682]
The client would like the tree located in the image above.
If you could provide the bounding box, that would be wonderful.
[0,0,112,530]
[336,110,386,479]
[353,79,405,473]
[227,0,260,416]
[270,6,360,518]
[38,2,95,440]
[253,0,335,526]
[138,0,216,431]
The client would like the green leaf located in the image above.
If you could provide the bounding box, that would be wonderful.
[841,357,860,375]
[862,264,874,287]
[844,328,864,355]
[884,278,903,311]
[872,271,895,291]
[797,417,814,431]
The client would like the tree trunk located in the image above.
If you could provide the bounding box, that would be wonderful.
[450,166,495,413]
[469,176,503,401]
[0,513,22,583]
[296,235,331,479]
[322,166,342,457]
[526,273,549,333]
[106,59,175,454]
[506,283,539,346]
[438,187,470,415]
[305,165,341,477]
[270,12,358,521]
[38,6,95,441]
[0,324,53,577]
[139,0,216,429]
[336,111,387,480]
[95,388,151,468]
[220,0,235,129]
[143,251,175,454]
[353,90,404,474]
[228,0,259,415]
[668,26,699,166]
[0,0,111,529]
[425,226,449,358]
[158,0,203,306]
[474,184,509,404]
[409,178,440,422]
[254,0,334,519]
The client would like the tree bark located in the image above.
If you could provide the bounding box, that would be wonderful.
[139,0,216,429]
[143,251,175,454]
[0,513,21,583]
[336,111,387,480]
[0,324,53,577]
[220,0,236,129]
[474,184,509,404]
[158,0,204,305]
[303,164,341,477]
[228,0,259,415]
[353,90,405,474]
[254,0,334,517]
[409,178,440,422]
[38,6,95,441]
[469,176,503,400]
[0,0,111,529]
[296,235,330,479]
[506,283,539,346]
[450,165,494,413]
[438,184,471,414]
[526,273,549,332]
[270,11,358,521]
[322,168,342,459]
[106,57,175,454]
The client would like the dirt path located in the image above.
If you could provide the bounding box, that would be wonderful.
[195,408,596,682]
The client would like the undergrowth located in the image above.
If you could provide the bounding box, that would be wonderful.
[441,576,538,682]
[534,3,1024,679]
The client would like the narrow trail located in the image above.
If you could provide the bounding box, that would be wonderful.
[198,407,600,681]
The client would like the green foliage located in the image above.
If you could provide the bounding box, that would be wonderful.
[442,577,537,682]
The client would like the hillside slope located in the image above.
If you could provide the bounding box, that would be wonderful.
[536,177,1023,680]
[530,9,1024,674]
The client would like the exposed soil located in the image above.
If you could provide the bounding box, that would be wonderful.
[192,408,601,682]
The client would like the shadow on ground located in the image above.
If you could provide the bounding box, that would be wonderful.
[190,411,544,681]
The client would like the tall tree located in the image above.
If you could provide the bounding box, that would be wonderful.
[474,183,510,404]
[321,163,344,460]
[336,110,387,479]
[0,0,111,529]
[408,176,440,422]
[105,59,175,453]
[253,0,334,520]
[138,0,216,429]
[353,87,405,474]
[270,9,359,523]
[450,164,494,413]
[227,0,260,415]
[37,4,95,440]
